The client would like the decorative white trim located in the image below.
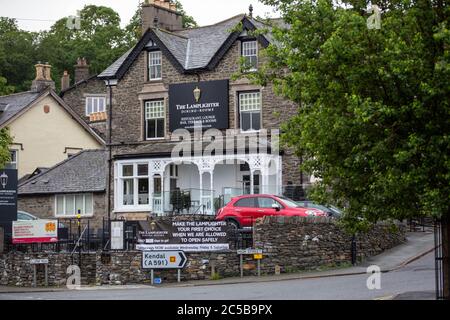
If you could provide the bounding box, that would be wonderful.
[114,153,282,214]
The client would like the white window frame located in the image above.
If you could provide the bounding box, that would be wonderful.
[145,100,166,140]
[54,194,94,217]
[85,96,106,116]
[148,51,162,80]
[239,91,262,133]
[5,150,18,170]
[115,162,151,211]
[242,40,258,71]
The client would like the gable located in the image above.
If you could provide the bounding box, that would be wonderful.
[98,15,271,80]
[9,95,102,148]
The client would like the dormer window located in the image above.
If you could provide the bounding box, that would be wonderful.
[242,40,258,71]
[148,51,162,80]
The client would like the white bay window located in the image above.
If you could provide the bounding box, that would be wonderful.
[117,162,150,210]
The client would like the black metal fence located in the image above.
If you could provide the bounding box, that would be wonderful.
[3,216,254,253]
[408,217,434,232]
[435,216,450,300]
[5,218,111,254]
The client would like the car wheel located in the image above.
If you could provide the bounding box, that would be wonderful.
[225,219,240,230]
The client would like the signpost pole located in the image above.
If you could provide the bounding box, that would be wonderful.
[177,269,181,283]
[33,265,37,288]
[151,270,154,285]
[257,259,261,277]
[240,254,243,278]
[44,265,48,287]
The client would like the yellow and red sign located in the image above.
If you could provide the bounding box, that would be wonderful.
[12,220,58,244]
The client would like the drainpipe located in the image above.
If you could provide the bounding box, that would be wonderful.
[106,79,116,226]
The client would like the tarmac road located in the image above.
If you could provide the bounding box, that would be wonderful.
[0,252,435,300]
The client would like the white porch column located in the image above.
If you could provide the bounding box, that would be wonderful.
[210,171,214,214]
[149,175,154,212]
[199,171,203,212]
[160,172,165,215]
[250,170,255,194]
[261,168,269,194]
[278,157,283,195]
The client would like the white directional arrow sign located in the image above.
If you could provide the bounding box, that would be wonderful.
[142,251,187,270]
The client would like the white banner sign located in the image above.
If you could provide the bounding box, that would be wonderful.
[12,220,58,244]
[136,243,230,252]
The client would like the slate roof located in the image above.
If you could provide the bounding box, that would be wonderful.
[98,15,273,80]
[0,91,41,127]
[18,150,107,195]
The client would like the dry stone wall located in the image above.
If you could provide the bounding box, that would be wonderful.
[0,217,406,287]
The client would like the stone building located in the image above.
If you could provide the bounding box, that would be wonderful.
[62,1,310,219]
[18,150,107,229]
[60,58,108,139]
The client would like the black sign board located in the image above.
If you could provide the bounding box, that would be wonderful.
[136,220,230,252]
[0,169,18,235]
[169,80,229,131]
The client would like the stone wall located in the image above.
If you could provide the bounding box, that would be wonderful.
[254,216,406,273]
[0,217,406,287]
[18,193,107,230]
[0,252,97,287]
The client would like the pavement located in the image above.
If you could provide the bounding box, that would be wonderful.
[0,231,436,298]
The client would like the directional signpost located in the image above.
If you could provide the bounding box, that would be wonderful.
[142,251,187,284]
[237,249,264,278]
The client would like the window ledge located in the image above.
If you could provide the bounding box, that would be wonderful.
[145,137,166,141]
[55,214,94,218]
[113,207,152,213]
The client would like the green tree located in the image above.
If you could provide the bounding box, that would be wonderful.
[0,127,12,168]
[0,18,38,92]
[0,76,14,96]
[37,5,130,91]
[254,0,449,296]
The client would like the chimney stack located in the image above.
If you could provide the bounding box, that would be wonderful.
[61,71,71,91]
[31,62,55,92]
[74,57,90,83]
[141,0,183,34]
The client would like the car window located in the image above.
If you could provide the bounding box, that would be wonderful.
[277,197,300,208]
[234,197,256,208]
[17,212,33,220]
[258,197,280,208]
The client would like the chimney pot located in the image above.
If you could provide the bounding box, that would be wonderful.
[74,57,90,83]
[31,62,55,92]
[61,70,71,91]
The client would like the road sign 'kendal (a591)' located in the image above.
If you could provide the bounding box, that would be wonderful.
[142,251,187,269]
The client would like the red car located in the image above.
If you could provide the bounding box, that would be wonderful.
[216,194,326,228]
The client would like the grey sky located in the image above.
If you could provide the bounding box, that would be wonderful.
[0,0,277,31]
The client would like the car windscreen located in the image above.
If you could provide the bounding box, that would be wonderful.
[277,196,300,208]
